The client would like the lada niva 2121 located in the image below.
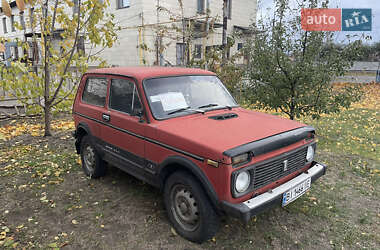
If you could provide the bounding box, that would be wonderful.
[72,67,326,243]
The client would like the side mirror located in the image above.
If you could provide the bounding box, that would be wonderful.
[133,108,145,122]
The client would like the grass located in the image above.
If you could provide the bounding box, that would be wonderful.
[302,107,379,161]
[286,83,380,249]
[0,84,379,249]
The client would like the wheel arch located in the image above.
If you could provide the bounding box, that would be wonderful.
[158,156,220,211]
[74,122,92,154]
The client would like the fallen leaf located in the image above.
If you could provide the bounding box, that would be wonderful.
[3,237,14,247]
[48,242,58,248]
[170,227,177,236]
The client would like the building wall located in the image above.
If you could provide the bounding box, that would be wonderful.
[97,0,257,66]
[0,0,257,67]
[0,2,68,65]
[94,0,145,66]
[0,5,30,63]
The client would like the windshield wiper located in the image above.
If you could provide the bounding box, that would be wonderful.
[223,105,233,110]
[198,103,219,109]
[167,107,205,115]
[198,103,234,111]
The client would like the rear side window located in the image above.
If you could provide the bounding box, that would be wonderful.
[82,77,107,106]
[109,78,142,114]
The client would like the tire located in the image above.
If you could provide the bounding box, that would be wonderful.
[80,135,107,178]
[164,171,220,243]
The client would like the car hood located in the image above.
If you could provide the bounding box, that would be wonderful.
[153,108,306,161]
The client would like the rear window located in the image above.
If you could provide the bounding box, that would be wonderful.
[82,77,107,107]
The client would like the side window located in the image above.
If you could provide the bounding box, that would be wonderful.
[109,78,142,115]
[82,77,107,106]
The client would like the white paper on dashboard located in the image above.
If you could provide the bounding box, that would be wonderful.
[158,92,188,111]
[150,95,161,102]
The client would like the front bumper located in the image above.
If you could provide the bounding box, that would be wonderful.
[221,161,327,223]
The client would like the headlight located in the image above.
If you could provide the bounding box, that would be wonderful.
[306,145,314,162]
[235,171,250,193]
[232,153,249,165]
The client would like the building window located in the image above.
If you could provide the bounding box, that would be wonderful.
[10,15,16,32]
[73,0,79,14]
[227,0,232,19]
[117,0,130,9]
[2,18,7,34]
[13,46,19,60]
[194,44,202,59]
[77,36,85,54]
[20,14,26,30]
[28,41,39,63]
[197,0,205,13]
[237,43,243,50]
[176,43,186,65]
[30,8,34,28]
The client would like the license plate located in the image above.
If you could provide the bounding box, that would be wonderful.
[282,177,311,206]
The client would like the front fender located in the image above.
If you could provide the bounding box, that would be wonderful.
[158,155,220,211]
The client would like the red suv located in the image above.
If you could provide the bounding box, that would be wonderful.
[73,67,326,243]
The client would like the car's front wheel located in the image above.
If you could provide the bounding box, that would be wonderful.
[80,135,107,178]
[164,171,220,243]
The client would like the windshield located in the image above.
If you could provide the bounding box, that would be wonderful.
[143,75,238,120]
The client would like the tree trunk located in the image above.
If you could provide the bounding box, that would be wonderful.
[289,109,295,120]
[43,0,51,136]
[44,103,52,136]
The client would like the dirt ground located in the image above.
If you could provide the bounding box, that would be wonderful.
[0,114,379,249]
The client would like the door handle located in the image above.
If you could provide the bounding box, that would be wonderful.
[102,113,110,122]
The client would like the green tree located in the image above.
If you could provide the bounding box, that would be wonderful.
[355,41,380,61]
[245,0,362,120]
[1,0,117,135]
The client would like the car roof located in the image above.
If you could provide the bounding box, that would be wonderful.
[86,66,216,81]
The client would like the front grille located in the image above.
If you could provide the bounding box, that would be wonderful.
[249,146,308,190]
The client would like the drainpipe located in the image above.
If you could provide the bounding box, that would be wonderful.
[222,0,228,65]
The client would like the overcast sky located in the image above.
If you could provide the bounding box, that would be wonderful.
[257,0,380,44]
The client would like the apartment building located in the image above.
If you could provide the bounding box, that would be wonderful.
[0,0,257,66]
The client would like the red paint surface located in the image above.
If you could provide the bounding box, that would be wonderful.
[153,107,304,163]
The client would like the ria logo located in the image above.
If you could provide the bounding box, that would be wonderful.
[342,9,371,31]
[283,159,288,172]
[301,8,372,31]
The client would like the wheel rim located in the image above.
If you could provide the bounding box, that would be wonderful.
[170,184,200,232]
[83,145,95,174]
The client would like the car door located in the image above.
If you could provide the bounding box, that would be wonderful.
[100,76,146,170]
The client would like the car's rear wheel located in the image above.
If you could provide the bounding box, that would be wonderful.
[80,135,107,178]
[164,171,219,243]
